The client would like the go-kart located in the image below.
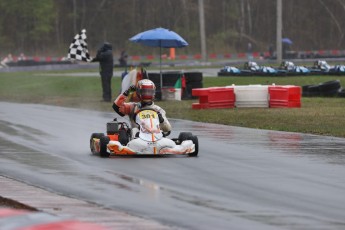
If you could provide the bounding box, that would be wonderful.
[242,61,278,76]
[279,61,310,76]
[309,60,345,75]
[218,66,242,76]
[331,64,345,75]
[309,60,331,75]
[90,109,199,157]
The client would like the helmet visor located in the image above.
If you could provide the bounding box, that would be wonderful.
[138,88,155,101]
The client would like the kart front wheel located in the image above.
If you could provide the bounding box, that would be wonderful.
[100,136,110,158]
[178,132,193,142]
[179,132,199,157]
[188,135,199,157]
[90,133,104,154]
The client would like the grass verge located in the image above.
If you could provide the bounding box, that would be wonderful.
[1,71,345,137]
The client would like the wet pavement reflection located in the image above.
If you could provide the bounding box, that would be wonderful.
[172,119,345,165]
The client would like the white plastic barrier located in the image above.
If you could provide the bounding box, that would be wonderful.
[227,84,269,108]
[161,87,182,101]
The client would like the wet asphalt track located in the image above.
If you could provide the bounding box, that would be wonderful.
[1,102,345,230]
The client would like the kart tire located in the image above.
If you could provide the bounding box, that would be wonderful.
[307,85,321,97]
[99,136,110,158]
[186,82,203,99]
[184,72,203,83]
[162,72,182,86]
[338,88,345,97]
[319,80,341,91]
[118,129,129,145]
[188,135,199,157]
[178,132,193,142]
[319,80,341,97]
[90,133,104,154]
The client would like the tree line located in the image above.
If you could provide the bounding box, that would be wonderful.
[1,0,345,58]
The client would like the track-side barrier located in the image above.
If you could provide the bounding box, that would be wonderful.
[228,84,269,108]
[192,84,301,109]
[192,87,235,109]
[268,85,302,108]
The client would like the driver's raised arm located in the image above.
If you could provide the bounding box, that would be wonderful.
[112,93,133,117]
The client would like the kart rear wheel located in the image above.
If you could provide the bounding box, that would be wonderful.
[100,136,110,158]
[90,133,104,154]
[188,135,199,157]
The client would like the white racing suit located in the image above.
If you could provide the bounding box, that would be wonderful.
[111,95,194,155]
[126,110,194,154]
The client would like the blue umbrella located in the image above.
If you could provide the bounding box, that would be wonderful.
[130,27,188,47]
[129,27,188,89]
[282,38,293,45]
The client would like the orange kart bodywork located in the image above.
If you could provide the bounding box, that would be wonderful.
[90,115,199,158]
[92,134,136,155]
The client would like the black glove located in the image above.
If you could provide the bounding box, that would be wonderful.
[157,111,164,123]
[162,131,171,137]
[123,85,136,96]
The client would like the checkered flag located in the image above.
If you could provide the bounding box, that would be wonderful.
[67,29,92,62]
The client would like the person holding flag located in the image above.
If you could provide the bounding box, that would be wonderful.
[67,29,114,102]
[91,42,114,102]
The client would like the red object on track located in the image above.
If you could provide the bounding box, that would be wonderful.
[0,208,107,230]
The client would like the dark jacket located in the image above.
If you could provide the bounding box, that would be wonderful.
[92,43,113,76]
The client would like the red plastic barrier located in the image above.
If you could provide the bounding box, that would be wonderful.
[131,55,141,61]
[268,85,301,108]
[0,208,29,217]
[331,50,340,55]
[252,52,260,58]
[193,54,202,59]
[0,208,106,230]
[318,50,326,55]
[209,53,217,59]
[224,53,232,58]
[192,87,235,109]
[237,53,246,58]
[21,220,106,230]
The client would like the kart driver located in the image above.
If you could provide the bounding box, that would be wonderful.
[111,79,194,155]
[112,79,171,138]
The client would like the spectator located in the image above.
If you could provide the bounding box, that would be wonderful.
[18,53,27,61]
[1,54,13,68]
[92,42,114,102]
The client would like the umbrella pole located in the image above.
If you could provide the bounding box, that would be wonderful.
[160,45,162,90]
